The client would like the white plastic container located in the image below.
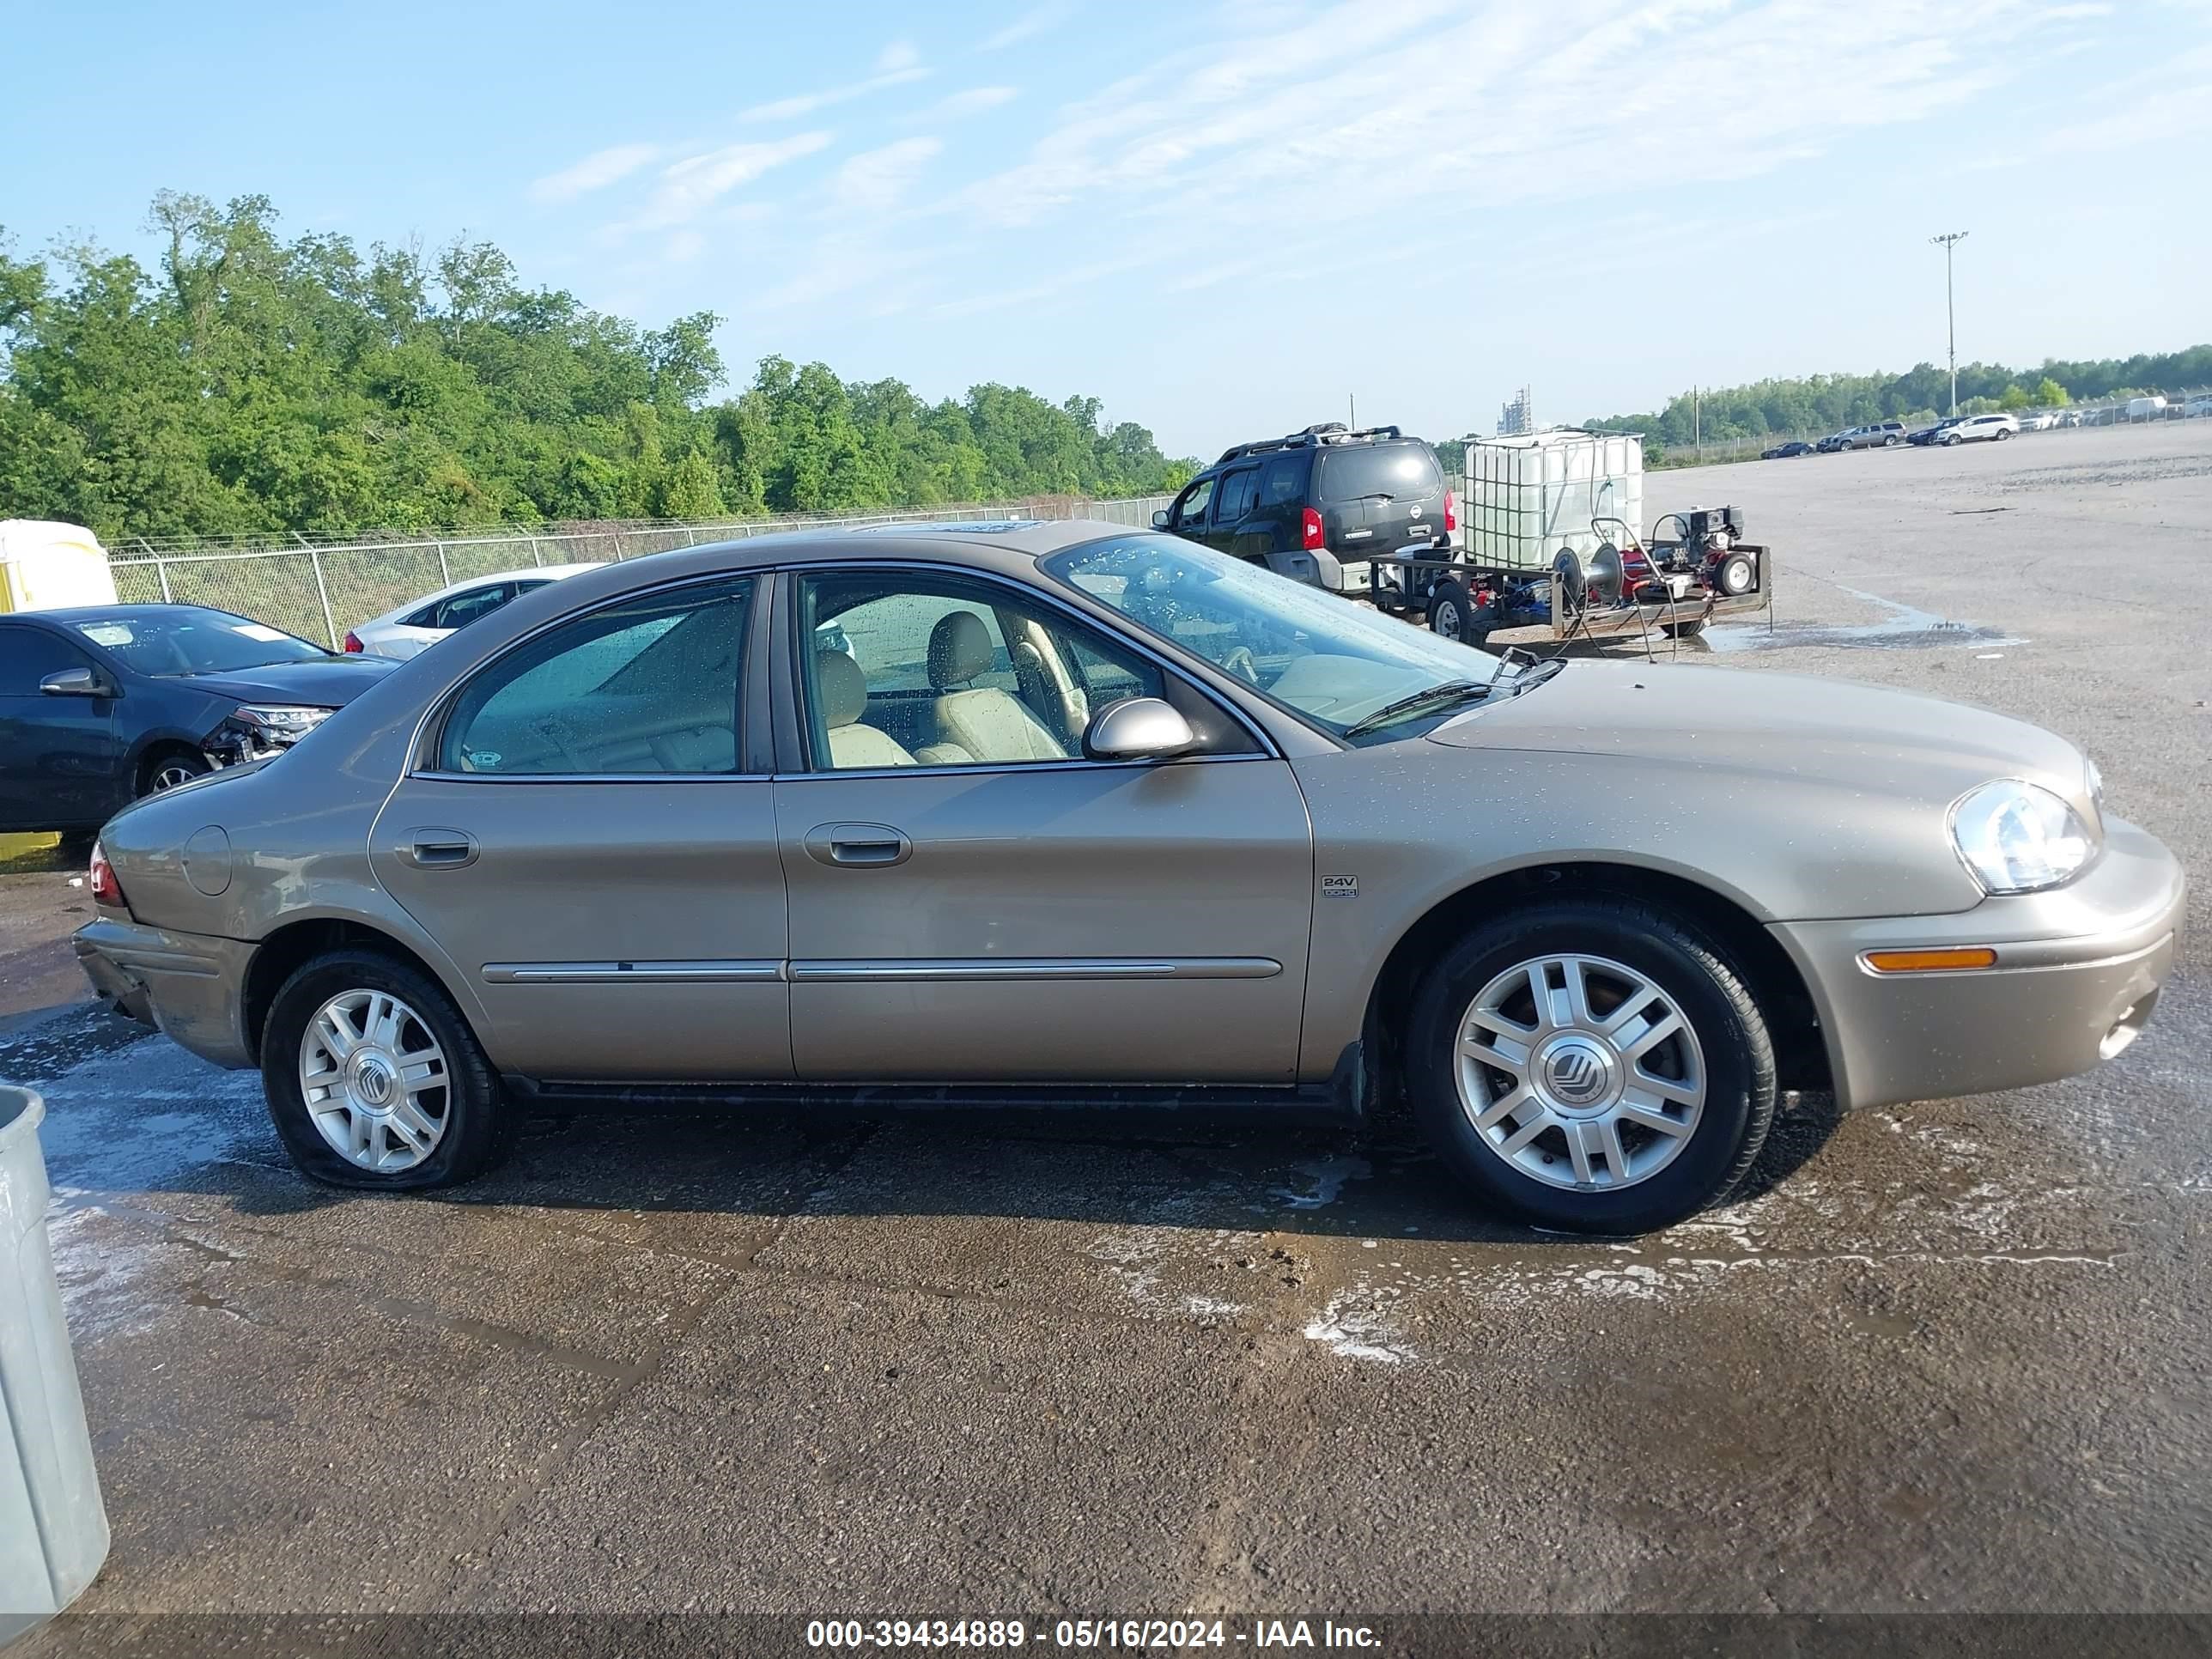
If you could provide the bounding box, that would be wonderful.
[0,522,119,614]
[0,1086,109,1644]
[1462,432,1644,574]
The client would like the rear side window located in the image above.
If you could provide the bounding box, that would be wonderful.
[1259,454,1305,505]
[437,578,751,775]
[430,583,514,631]
[1213,467,1260,524]
[1316,444,1443,503]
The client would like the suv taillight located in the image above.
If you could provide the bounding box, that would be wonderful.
[88,841,125,908]
[343,631,364,653]
[1443,488,1457,535]
[1301,507,1324,550]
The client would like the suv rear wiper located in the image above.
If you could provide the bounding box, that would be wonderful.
[1342,678,1492,738]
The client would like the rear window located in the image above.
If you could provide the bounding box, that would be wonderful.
[1316,443,1442,504]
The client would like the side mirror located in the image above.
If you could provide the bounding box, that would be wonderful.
[1151,509,1170,529]
[39,667,106,698]
[1082,696,1197,763]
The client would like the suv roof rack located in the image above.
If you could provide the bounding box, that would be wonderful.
[1214,422,1407,465]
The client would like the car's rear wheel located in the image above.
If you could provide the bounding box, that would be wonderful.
[1995,428,2011,441]
[1407,898,1777,1234]
[260,949,512,1190]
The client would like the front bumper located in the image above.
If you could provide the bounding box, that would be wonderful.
[1771,816,2185,1111]
[74,917,256,1069]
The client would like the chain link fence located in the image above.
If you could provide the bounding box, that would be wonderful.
[106,496,1175,647]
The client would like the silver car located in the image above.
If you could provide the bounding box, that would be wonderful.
[75,522,2183,1234]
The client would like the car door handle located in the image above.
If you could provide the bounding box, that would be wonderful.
[404,830,479,869]
[804,823,912,868]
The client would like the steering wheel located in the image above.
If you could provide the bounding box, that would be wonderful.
[1222,645,1261,685]
[530,716,589,773]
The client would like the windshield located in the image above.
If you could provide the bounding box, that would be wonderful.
[75,609,332,676]
[1046,533,1534,743]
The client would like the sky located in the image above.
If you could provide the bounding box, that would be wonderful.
[5,0,2209,458]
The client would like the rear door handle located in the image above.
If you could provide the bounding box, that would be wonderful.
[804,823,912,869]
[404,830,479,869]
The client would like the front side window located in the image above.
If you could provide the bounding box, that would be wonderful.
[796,569,1164,770]
[1171,477,1215,529]
[0,627,97,695]
[437,578,750,775]
[1048,533,1539,744]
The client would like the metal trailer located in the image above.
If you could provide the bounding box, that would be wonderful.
[1358,539,1773,647]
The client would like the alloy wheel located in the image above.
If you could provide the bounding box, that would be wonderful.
[150,761,203,792]
[1452,952,1705,1192]
[298,988,452,1173]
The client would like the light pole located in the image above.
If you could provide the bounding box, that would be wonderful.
[1930,231,1968,416]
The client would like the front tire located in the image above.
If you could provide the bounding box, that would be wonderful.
[140,749,210,796]
[260,949,512,1190]
[1406,898,1777,1234]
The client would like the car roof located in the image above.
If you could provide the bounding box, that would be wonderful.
[15,602,255,626]
[362,562,604,627]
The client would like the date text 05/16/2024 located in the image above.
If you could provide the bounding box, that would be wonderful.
[805,1619,1382,1650]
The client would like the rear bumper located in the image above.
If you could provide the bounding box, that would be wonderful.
[73,917,255,1069]
[1771,817,2185,1111]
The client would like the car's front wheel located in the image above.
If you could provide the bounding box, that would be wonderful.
[260,949,513,1190]
[1407,898,1777,1234]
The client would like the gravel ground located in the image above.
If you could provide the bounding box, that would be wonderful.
[10,420,2212,1655]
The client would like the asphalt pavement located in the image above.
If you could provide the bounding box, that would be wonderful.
[9,420,2211,1653]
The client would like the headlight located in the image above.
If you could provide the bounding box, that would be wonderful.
[228,703,337,746]
[1949,779,2098,895]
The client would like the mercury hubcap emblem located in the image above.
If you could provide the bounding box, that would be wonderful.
[1545,1041,1608,1103]
[352,1055,395,1108]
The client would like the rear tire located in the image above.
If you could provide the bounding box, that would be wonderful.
[1406,898,1777,1234]
[1662,619,1706,639]
[260,948,514,1191]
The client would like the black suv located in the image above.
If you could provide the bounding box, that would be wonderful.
[1152,424,1454,590]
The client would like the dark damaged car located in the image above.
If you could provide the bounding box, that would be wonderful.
[0,605,393,836]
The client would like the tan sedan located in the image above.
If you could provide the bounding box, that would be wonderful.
[76,522,2182,1233]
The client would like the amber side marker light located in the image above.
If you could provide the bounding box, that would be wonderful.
[1862,947,1999,974]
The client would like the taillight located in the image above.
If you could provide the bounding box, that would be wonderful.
[88,841,125,908]
[1443,488,1457,534]
[1301,507,1324,550]
[343,631,364,653]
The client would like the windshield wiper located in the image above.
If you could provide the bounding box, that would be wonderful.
[1342,678,1492,738]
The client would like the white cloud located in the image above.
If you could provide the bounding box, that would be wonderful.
[740,48,930,123]
[919,85,1020,121]
[981,2,1074,51]
[625,131,833,230]
[830,137,944,213]
[528,143,659,204]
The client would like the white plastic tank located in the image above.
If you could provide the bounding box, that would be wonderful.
[1462,432,1644,574]
[0,522,120,614]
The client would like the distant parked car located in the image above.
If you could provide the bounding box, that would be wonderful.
[1941,414,2019,445]
[1761,441,1815,459]
[346,564,600,659]
[2016,411,2060,433]
[1826,422,1906,451]
[0,605,393,836]
[1907,420,1960,447]
[2183,396,2212,418]
[2058,410,2086,428]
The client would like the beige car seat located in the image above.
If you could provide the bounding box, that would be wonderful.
[920,611,1066,765]
[817,649,915,768]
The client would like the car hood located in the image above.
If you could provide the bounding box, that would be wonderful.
[157,657,398,707]
[1426,658,2091,815]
